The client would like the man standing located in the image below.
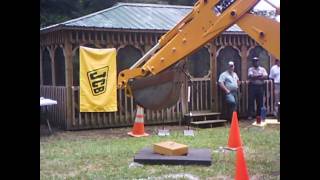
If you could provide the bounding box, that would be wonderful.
[248,57,268,120]
[218,61,240,119]
[269,59,280,117]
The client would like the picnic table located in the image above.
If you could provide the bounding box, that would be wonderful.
[40,97,57,134]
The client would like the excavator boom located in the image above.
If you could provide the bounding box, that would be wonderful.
[118,0,280,110]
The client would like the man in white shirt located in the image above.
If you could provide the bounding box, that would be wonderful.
[248,57,268,120]
[218,61,240,119]
[269,59,280,116]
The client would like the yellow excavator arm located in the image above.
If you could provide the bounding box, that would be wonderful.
[117,0,279,110]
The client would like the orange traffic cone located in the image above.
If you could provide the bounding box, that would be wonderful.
[227,111,243,149]
[235,147,249,180]
[128,105,149,137]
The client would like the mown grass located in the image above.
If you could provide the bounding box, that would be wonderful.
[40,125,279,179]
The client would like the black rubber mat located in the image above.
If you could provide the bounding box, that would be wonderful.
[134,147,212,166]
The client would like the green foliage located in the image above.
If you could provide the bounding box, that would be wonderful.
[40,0,198,28]
[40,0,117,28]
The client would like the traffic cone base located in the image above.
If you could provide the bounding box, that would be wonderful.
[223,147,238,151]
[235,147,249,180]
[227,111,243,149]
[127,131,149,137]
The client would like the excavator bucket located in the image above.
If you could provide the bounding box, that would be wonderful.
[128,65,185,110]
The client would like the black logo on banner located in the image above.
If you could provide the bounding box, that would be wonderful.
[87,66,109,96]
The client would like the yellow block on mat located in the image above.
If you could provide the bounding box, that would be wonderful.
[153,141,188,156]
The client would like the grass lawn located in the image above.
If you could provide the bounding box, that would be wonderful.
[40,122,280,179]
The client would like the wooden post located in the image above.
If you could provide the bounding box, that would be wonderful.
[50,47,56,86]
[180,74,188,117]
[240,45,248,80]
[64,33,74,130]
[40,47,43,85]
[210,44,218,112]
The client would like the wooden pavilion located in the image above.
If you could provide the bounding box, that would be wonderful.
[40,3,276,130]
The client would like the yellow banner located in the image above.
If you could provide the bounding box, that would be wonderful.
[80,46,117,112]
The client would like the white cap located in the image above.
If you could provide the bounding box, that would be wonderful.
[228,61,234,66]
[252,57,259,61]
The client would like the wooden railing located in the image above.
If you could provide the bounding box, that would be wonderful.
[186,78,212,112]
[40,80,275,130]
[40,86,67,129]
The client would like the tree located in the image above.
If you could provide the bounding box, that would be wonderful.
[80,0,117,15]
[40,0,82,27]
[40,0,118,28]
[40,0,198,28]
